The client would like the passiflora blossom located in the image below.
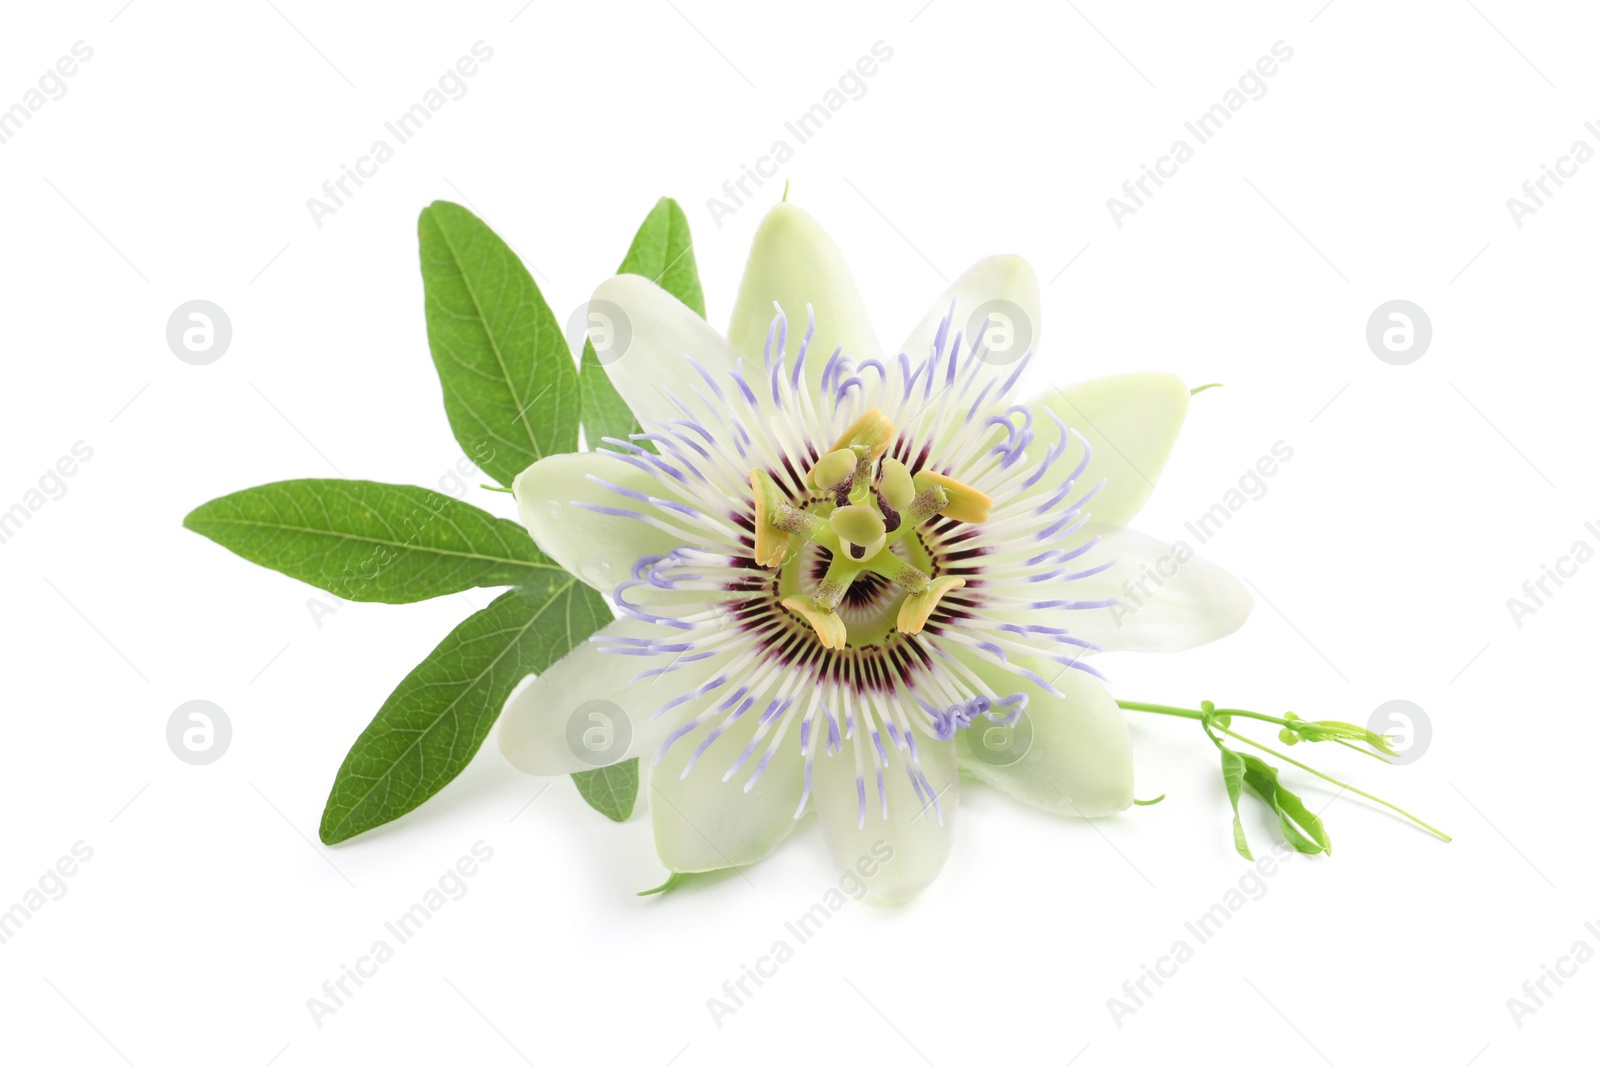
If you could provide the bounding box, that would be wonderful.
[498,203,1250,903]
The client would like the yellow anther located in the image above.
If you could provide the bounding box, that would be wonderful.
[829,407,895,462]
[895,576,967,636]
[808,448,858,490]
[878,458,915,512]
[748,471,792,568]
[912,471,992,524]
[782,595,849,650]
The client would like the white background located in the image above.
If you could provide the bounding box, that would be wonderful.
[1,1,1593,1064]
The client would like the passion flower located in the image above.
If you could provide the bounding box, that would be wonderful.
[498,203,1250,902]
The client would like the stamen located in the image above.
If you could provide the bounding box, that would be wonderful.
[748,470,792,567]
[781,594,848,649]
[894,484,950,531]
[896,576,967,635]
[863,551,930,595]
[912,470,992,524]
[828,407,895,462]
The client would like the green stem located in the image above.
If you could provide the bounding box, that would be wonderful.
[1118,698,1451,844]
[1333,736,1394,763]
[1119,700,1392,759]
[1117,700,1294,731]
[1218,727,1451,843]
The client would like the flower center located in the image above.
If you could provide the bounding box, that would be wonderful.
[749,407,991,650]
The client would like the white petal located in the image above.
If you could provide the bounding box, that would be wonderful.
[812,738,958,905]
[513,452,687,595]
[727,203,881,401]
[1033,373,1190,528]
[649,708,804,873]
[896,254,1040,373]
[497,616,722,777]
[1048,525,1252,653]
[592,273,744,432]
[956,656,1132,817]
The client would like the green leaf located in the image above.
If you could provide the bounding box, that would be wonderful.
[618,196,706,316]
[1241,753,1332,856]
[571,759,639,822]
[184,479,563,603]
[320,580,609,843]
[1218,745,1254,860]
[419,200,580,486]
[580,198,705,445]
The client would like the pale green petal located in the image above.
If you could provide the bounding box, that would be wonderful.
[592,273,744,432]
[497,616,722,777]
[956,655,1132,816]
[897,254,1039,369]
[1040,525,1252,653]
[727,203,881,401]
[1033,373,1190,528]
[512,452,685,596]
[649,708,804,873]
[812,737,958,905]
